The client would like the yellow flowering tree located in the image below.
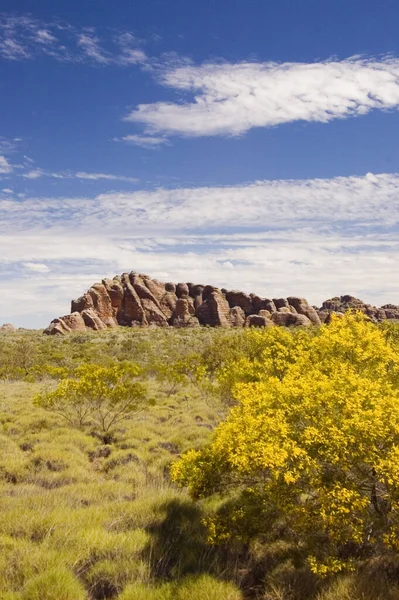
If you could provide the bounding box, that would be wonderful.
[171,313,399,573]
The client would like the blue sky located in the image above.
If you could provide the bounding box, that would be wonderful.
[2,0,399,327]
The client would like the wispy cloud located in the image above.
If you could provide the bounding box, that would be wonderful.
[21,168,138,183]
[22,169,43,179]
[22,262,50,273]
[126,56,399,137]
[114,134,169,148]
[0,137,22,154]
[75,171,138,182]
[76,32,111,64]
[2,172,399,327]
[116,32,148,65]
[0,14,148,65]
[4,172,399,232]
[0,155,12,174]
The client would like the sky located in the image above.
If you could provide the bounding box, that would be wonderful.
[2,0,399,328]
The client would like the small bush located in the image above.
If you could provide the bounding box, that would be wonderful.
[21,567,86,600]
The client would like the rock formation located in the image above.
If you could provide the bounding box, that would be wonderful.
[43,274,399,335]
[318,295,399,323]
[1,323,16,332]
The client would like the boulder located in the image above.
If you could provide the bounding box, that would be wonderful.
[197,291,232,327]
[225,290,253,315]
[287,296,321,326]
[246,314,274,328]
[176,283,190,298]
[190,284,204,310]
[272,312,312,327]
[171,298,200,328]
[159,291,178,319]
[44,312,87,335]
[229,306,246,327]
[381,304,399,320]
[202,285,222,302]
[273,298,289,309]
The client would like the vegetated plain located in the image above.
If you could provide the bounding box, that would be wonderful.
[1,318,399,600]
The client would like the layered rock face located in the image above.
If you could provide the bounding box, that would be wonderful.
[44,274,399,335]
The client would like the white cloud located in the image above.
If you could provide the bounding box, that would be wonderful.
[19,167,138,183]
[3,172,399,328]
[115,134,169,148]
[22,262,50,273]
[118,48,148,65]
[76,32,110,64]
[127,56,399,136]
[116,33,148,65]
[75,171,139,183]
[0,137,21,154]
[0,155,12,174]
[0,14,148,66]
[3,173,399,232]
[23,169,43,179]
[35,30,57,45]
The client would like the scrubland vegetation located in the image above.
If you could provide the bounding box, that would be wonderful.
[2,315,399,599]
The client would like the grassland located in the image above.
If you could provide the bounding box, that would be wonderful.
[1,326,399,599]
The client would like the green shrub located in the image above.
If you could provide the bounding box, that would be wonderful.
[21,567,86,600]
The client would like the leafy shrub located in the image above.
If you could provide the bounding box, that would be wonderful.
[172,313,399,574]
[34,362,149,432]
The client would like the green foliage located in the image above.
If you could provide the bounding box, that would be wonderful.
[172,313,399,574]
[34,362,148,432]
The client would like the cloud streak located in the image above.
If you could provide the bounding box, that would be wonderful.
[21,169,138,183]
[127,57,399,136]
[114,134,169,148]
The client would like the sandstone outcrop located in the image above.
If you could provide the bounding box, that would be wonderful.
[44,273,399,334]
[319,295,399,323]
[1,323,16,332]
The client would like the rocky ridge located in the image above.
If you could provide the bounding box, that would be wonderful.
[44,273,399,335]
